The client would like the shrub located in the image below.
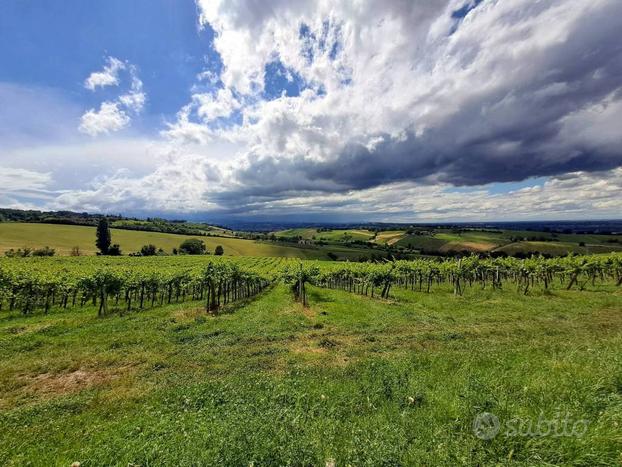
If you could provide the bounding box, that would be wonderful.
[108,244,122,256]
[179,238,206,255]
[32,246,55,257]
[4,248,32,258]
[214,245,224,256]
[140,244,157,256]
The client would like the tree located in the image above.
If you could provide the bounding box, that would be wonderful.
[179,238,206,255]
[96,218,111,255]
[140,244,157,256]
[214,245,224,256]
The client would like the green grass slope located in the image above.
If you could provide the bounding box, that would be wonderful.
[1,281,621,465]
[394,235,448,251]
[495,240,622,256]
[275,228,375,243]
[316,229,374,242]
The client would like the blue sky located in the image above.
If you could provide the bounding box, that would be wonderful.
[0,0,216,120]
[0,0,621,222]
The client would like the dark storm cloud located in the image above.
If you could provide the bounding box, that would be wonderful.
[218,0,622,208]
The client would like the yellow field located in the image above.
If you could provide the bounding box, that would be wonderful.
[0,223,327,258]
[373,230,406,245]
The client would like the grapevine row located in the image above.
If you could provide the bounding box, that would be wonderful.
[1,254,621,315]
[0,256,277,315]
[283,254,622,300]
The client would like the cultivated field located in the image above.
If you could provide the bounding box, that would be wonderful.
[0,223,355,259]
[1,254,621,464]
[274,228,375,243]
[273,226,622,257]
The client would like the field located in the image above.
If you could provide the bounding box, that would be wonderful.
[274,228,375,243]
[272,226,622,257]
[373,230,406,245]
[1,255,621,464]
[494,241,622,256]
[0,223,360,259]
[273,227,319,239]
[396,230,622,256]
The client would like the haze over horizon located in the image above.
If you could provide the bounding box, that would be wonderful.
[2,0,622,223]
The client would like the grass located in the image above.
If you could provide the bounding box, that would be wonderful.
[395,235,448,251]
[273,228,319,239]
[393,229,622,256]
[496,241,622,256]
[265,227,622,257]
[315,229,375,242]
[1,280,621,465]
[274,228,375,243]
[0,223,344,259]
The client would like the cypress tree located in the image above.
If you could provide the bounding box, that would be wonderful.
[96,218,111,255]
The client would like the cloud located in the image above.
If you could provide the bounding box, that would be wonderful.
[183,0,622,206]
[1,138,163,191]
[0,82,82,149]
[51,165,622,221]
[79,59,146,136]
[52,152,224,213]
[194,88,240,122]
[79,101,130,136]
[6,1,622,221]
[0,167,51,192]
[84,56,125,90]
[117,68,146,113]
[0,167,54,210]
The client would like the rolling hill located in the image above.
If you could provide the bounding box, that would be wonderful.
[0,223,355,259]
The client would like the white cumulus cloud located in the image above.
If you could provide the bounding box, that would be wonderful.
[84,56,125,90]
[79,102,130,136]
[79,59,146,136]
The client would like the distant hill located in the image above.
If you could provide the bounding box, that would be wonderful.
[0,208,234,238]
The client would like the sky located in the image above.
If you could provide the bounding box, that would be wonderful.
[1,0,621,223]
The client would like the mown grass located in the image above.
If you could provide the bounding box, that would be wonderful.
[1,282,621,465]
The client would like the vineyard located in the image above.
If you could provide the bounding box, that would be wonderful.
[2,253,622,465]
[1,253,621,316]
